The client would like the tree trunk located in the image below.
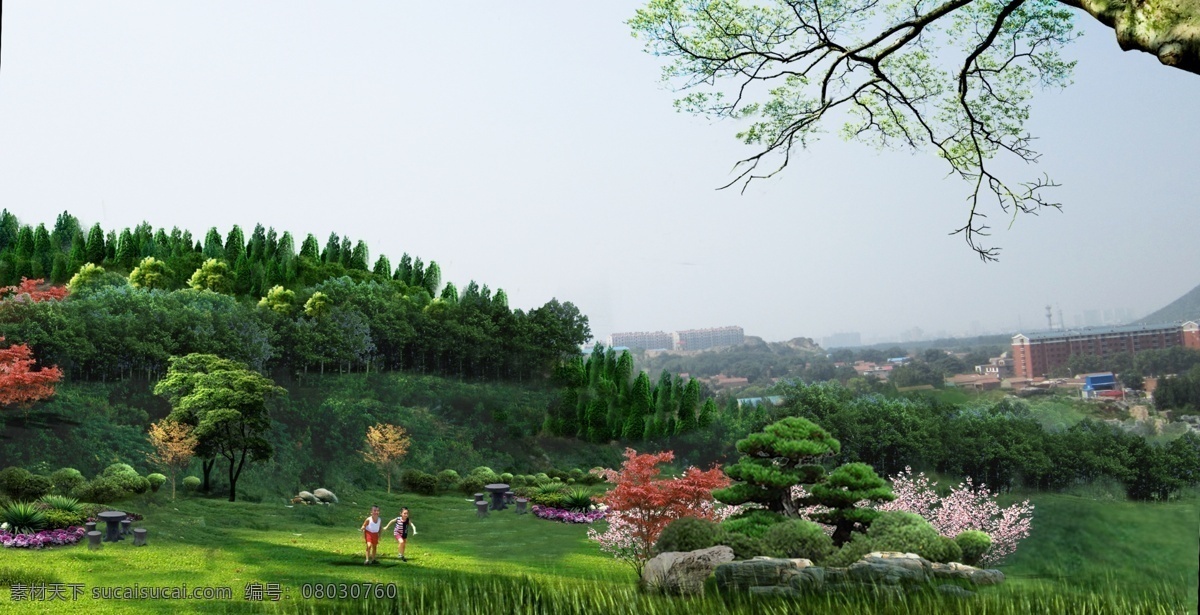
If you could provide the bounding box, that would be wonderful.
[1060,0,1200,73]
[202,458,216,493]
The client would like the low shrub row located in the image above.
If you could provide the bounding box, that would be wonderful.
[653,510,994,567]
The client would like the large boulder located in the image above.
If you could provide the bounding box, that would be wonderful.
[642,546,734,595]
[846,552,932,586]
[297,491,319,505]
[931,562,1005,586]
[313,488,339,504]
[714,557,809,592]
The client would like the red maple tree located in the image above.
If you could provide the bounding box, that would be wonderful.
[0,278,69,303]
[0,338,63,407]
[596,448,731,566]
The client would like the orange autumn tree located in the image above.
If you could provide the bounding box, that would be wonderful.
[0,338,63,408]
[0,278,70,303]
[147,420,199,500]
[362,423,411,494]
[589,448,731,576]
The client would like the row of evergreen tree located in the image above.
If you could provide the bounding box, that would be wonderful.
[0,210,441,295]
[543,344,717,442]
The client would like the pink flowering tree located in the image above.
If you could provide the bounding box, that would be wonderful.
[874,467,1034,565]
[792,467,1033,565]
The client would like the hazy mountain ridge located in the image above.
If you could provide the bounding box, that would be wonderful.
[1137,282,1200,325]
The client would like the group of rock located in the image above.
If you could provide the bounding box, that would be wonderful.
[643,547,1004,599]
[290,488,338,505]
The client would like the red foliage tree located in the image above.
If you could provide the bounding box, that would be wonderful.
[0,278,69,303]
[595,448,731,570]
[0,338,63,407]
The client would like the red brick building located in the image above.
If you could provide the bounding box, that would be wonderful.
[1012,321,1200,378]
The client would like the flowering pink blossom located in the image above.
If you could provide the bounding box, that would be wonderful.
[532,505,606,524]
[874,467,1033,565]
[0,526,87,549]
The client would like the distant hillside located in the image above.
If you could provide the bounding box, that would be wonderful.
[1137,282,1200,324]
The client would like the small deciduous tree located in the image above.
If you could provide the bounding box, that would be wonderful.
[0,337,63,408]
[146,420,198,500]
[587,448,731,577]
[187,259,233,294]
[129,257,173,290]
[362,423,411,494]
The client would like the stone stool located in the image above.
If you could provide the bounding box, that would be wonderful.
[133,528,148,546]
[475,500,489,518]
[515,498,528,515]
[473,493,485,504]
[120,519,132,538]
[87,531,102,550]
[84,521,96,534]
[504,491,515,505]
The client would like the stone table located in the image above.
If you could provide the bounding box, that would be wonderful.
[96,511,126,543]
[484,483,510,511]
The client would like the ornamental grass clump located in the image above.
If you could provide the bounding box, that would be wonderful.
[1,501,46,534]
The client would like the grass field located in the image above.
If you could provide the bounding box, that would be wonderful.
[0,488,1195,614]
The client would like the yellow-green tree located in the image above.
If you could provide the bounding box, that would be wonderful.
[146,419,198,500]
[362,423,411,494]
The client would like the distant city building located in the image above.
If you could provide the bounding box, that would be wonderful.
[1011,322,1200,378]
[608,331,674,350]
[822,332,862,348]
[675,326,744,351]
[975,352,1014,378]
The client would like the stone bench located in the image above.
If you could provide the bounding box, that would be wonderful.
[515,498,528,514]
[87,531,102,550]
[133,528,148,547]
[475,500,489,518]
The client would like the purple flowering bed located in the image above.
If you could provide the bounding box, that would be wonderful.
[531,505,606,524]
[0,527,87,549]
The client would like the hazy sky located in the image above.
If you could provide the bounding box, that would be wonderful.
[2,2,1197,345]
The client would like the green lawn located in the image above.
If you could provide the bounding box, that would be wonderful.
[0,489,1195,614]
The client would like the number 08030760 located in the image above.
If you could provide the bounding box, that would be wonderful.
[301,583,398,600]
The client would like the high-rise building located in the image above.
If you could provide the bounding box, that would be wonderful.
[675,326,744,351]
[608,331,674,350]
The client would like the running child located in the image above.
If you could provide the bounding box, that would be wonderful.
[383,507,415,561]
[359,505,382,564]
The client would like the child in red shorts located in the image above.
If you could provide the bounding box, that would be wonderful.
[359,505,382,564]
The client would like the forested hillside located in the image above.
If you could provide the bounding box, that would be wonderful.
[0,210,590,382]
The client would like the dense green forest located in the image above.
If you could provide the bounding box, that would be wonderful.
[0,210,590,382]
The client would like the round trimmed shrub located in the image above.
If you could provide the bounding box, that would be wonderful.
[568,468,584,481]
[719,532,768,560]
[72,478,126,504]
[50,468,85,495]
[435,470,460,492]
[181,476,201,493]
[654,517,725,554]
[721,509,784,539]
[146,474,167,493]
[0,467,32,497]
[131,476,151,495]
[533,473,551,485]
[102,463,138,479]
[862,511,956,563]
[763,519,835,562]
[955,530,992,566]
[21,475,53,502]
[457,476,485,495]
[469,466,500,484]
[936,535,964,564]
[401,470,438,496]
[499,472,514,483]
[0,467,51,501]
[824,532,876,567]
